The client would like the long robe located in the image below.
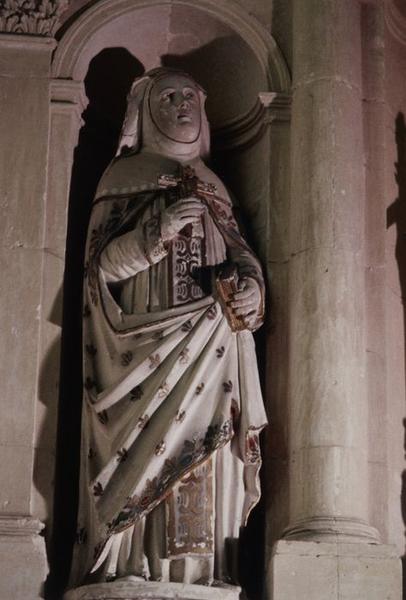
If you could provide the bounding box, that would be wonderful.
[69,151,267,588]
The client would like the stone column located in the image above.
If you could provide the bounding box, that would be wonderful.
[268,1,401,598]
[0,34,56,600]
[33,78,86,539]
[261,91,292,557]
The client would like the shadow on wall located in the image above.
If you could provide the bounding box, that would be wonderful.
[387,112,406,600]
[161,34,263,129]
[46,47,144,600]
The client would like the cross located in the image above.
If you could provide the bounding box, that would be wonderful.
[157,165,217,203]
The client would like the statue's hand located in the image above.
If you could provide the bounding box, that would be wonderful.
[230,277,262,330]
[161,198,205,242]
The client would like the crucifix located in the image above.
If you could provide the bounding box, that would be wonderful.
[158,165,245,331]
[157,165,217,203]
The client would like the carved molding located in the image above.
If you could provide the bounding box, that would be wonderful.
[385,0,406,46]
[64,581,240,600]
[0,0,68,36]
[260,92,292,124]
[50,78,88,147]
[0,515,44,538]
[283,516,381,544]
[51,78,88,112]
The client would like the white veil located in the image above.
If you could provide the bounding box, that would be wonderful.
[116,67,211,161]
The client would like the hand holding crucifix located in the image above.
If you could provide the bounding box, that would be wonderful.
[159,165,217,242]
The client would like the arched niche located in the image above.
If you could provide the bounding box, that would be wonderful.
[53,0,289,90]
[51,0,291,255]
[48,1,291,596]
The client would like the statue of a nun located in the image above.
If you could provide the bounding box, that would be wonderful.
[68,67,267,594]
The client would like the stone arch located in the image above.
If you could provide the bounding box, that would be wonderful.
[52,0,290,94]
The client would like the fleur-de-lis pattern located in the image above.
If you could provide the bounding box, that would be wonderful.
[175,410,186,423]
[87,202,126,306]
[117,448,128,463]
[106,420,234,536]
[129,386,143,402]
[93,482,104,497]
[223,380,233,393]
[179,348,190,364]
[121,351,133,367]
[206,306,218,320]
[98,410,109,425]
[216,346,225,358]
[76,170,267,580]
[157,383,170,399]
[181,320,192,332]
[148,354,160,369]
[155,440,166,456]
[195,383,205,395]
[137,415,149,430]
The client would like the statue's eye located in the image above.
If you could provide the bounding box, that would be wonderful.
[160,92,172,104]
[184,90,196,101]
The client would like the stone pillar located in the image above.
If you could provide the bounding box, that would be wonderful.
[261,91,292,557]
[268,1,401,598]
[0,34,56,600]
[33,78,86,539]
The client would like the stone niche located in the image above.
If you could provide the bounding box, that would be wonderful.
[47,1,290,598]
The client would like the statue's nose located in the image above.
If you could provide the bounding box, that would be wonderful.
[176,94,189,109]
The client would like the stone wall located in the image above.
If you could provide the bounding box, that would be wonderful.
[0,1,405,599]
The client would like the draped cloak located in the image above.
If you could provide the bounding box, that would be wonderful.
[69,151,268,587]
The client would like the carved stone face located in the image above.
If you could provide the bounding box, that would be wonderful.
[148,74,201,144]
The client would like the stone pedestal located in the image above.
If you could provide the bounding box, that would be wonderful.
[64,580,241,600]
[0,517,48,599]
[270,541,401,600]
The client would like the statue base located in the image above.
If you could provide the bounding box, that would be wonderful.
[64,579,242,600]
[267,540,401,599]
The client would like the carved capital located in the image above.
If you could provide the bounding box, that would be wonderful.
[0,0,68,36]
[260,92,292,124]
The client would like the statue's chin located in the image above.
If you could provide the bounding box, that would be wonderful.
[163,125,200,144]
[151,115,200,145]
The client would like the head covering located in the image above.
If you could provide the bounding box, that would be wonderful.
[116,67,210,161]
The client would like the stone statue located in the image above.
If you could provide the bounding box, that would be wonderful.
[67,67,267,598]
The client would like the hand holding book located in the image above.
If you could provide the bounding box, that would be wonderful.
[215,264,262,332]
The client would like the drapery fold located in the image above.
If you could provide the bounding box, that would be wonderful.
[69,152,267,587]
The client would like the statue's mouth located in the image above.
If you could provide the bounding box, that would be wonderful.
[177,113,192,123]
